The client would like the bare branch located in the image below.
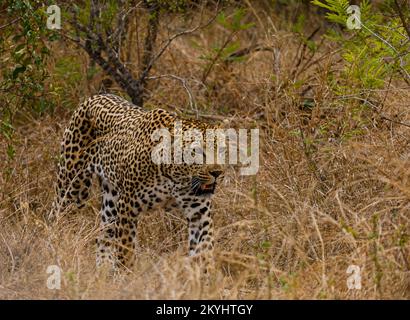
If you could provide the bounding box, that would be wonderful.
[201,30,238,83]
[138,2,221,85]
[147,74,197,112]
[68,15,141,103]
[291,26,321,80]
[394,0,410,40]
[110,1,143,53]
[0,17,21,31]
[380,115,410,128]
[63,1,220,108]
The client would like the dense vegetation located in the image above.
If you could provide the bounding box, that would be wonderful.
[0,0,409,299]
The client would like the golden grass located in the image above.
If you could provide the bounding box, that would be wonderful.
[0,6,409,299]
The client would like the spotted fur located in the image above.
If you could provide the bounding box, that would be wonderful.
[51,94,224,270]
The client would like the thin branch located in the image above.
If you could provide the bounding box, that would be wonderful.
[136,1,161,106]
[291,26,321,80]
[394,0,410,40]
[139,2,220,84]
[360,22,410,83]
[110,1,142,52]
[68,14,142,103]
[0,17,21,31]
[63,1,220,108]
[147,74,197,113]
[338,95,410,128]
[226,44,274,60]
[380,115,410,128]
[202,30,238,83]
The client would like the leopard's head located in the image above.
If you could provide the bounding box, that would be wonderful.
[154,116,230,196]
[182,119,229,196]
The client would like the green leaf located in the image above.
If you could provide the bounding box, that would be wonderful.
[7,144,15,160]
[292,14,306,34]
[14,43,26,53]
[217,12,228,28]
[240,22,255,30]
[306,40,317,51]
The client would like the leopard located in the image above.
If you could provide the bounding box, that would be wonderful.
[51,93,225,270]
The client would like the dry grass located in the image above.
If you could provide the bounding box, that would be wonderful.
[0,5,409,299]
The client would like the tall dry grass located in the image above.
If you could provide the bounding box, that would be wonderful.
[0,4,409,299]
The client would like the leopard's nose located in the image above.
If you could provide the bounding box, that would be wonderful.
[210,170,223,178]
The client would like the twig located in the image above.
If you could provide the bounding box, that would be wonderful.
[291,27,321,80]
[0,232,15,273]
[139,1,220,85]
[226,44,274,60]
[63,1,220,108]
[110,1,142,52]
[298,49,342,77]
[202,30,238,83]
[147,74,197,113]
[67,10,142,105]
[0,17,21,30]
[360,22,410,84]
[338,95,410,128]
[394,0,410,40]
[380,115,410,128]
[136,0,161,106]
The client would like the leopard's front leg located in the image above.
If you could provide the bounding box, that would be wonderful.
[174,194,215,258]
[112,196,141,270]
[96,178,119,270]
[96,178,142,271]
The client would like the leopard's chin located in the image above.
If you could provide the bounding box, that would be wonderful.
[200,183,214,191]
